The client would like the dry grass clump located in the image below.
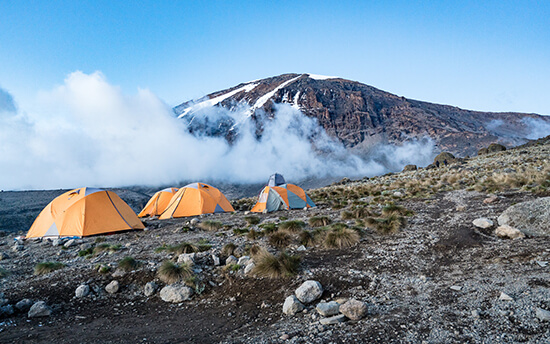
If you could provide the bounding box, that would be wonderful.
[381,203,414,217]
[247,229,264,240]
[324,224,360,249]
[258,223,279,234]
[34,262,64,275]
[279,220,305,233]
[248,244,268,258]
[157,260,193,284]
[221,243,237,257]
[299,230,318,247]
[268,231,292,248]
[341,205,376,220]
[244,215,261,226]
[252,251,300,278]
[308,216,331,227]
[118,256,140,271]
[366,215,406,234]
[93,243,121,255]
[199,220,223,231]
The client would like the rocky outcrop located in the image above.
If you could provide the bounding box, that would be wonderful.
[497,197,550,236]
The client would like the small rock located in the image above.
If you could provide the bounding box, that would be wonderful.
[237,256,250,266]
[177,253,195,265]
[449,286,462,291]
[536,261,548,267]
[283,295,304,315]
[15,299,33,312]
[144,281,158,297]
[472,218,493,229]
[483,195,499,204]
[79,243,92,251]
[64,239,76,248]
[495,225,525,239]
[471,309,480,318]
[212,254,220,266]
[190,218,200,226]
[296,245,307,251]
[225,255,238,266]
[28,301,52,318]
[279,333,290,340]
[159,284,193,303]
[339,299,368,320]
[499,292,513,301]
[52,238,62,247]
[105,280,120,294]
[456,205,467,212]
[535,307,550,322]
[11,244,24,252]
[0,304,14,316]
[319,314,346,325]
[244,262,255,274]
[75,284,90,298]
[112,269,126,277]
[316,301,340,317]
[393,191,403,197]
[295,280,323,304]
[0,252,9,260]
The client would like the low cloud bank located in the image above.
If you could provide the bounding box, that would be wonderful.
[0,71,436,190]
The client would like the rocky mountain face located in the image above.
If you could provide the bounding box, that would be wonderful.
[174,73,550,156]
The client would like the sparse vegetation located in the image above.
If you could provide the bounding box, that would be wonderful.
[95,264,111,274]
[299,230,316,247]
[252,251,300,278]
[157,260,193,284]
[244,215,261,226]
[34,262,64,275]
[118,256,140,271]
[78,247,93,257]
[308,216,331,227]
[199,220,223,231]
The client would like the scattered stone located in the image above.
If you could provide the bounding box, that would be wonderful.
[495,225,525,239]
[75,284,90,298]
[535,307,550,322]
[499,292,513,301]
[212,254,220,266]
[471,309,480,318]
[225,255,238,266]
[456,205,467,212]
[449,286,462,291]
[237,256,250,266]
[159,284,193,303]
[393,191,404,197]
[498,197,550,236]
[177,253,195,266]
[483,195,499,204]
[28,301,52,318]
[0,304,14,316]
[339,299,368,320]
[279,333,290,340]
[52,239,62,247]
[472,218,493,229]
[144,281,158,296]
[244,262,255,274]
[316,301,340,317]
[319,314,346,325]
[105,280,120,294]
[15,299,33,312]
[296,245,307,251]
[11,244,24,252]
[64,239,76,248]
[536,261,548,267]
[112,269,126,277]
[295,280,323,304]
[282,295,304,315]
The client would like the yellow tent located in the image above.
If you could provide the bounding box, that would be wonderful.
[159,182,234,219]
[138,187,179,217]
[26,187,145,238]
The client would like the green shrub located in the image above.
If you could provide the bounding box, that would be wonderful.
[233,228,249,235]
[78,248,93,257]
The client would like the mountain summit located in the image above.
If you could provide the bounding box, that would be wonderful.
[174,73,550,156]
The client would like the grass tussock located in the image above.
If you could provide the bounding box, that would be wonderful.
[244,215,261,226]
[221,243,237,257]
[268,231,292,248]
[247,229,264,240]
[248,244,268,258]
[381,203,414,217]
[252,251,300,278]
[157,260,193,284]
[93,243,121,255]
[118,256,140,271]
[299,230,316,247]
[0,268,9,278]
[308,216,331,227]
[324,225,360,249]
[366,215,406,234]
[279,220,305,233]
[258,223,279,234]
[199,220,223,231]
[34,262,64,275]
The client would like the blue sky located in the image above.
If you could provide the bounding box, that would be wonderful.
[0,0,549,114]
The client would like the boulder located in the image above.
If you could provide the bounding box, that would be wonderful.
[225,255,238,266]
[144,281,158,297]
[339,299,368,320]
[472,218,494,229]
[495,225,525,239]
[159,284,193,303]
[316,301,340,317]
[0,304,14,316]
[237,256,251,266]
[499,292,514,301]
[487,143,507,153]
[105,280,120,294]
[282,295,304,315]
[52,239,63,247]
[28,301,52,318]
[79,243,92,251]
[15,299,33,312]
[295,280,323,304]
[244,262,255,275]
[75,284,90,298]
[498,197,550,236]
[433,152,456,167]
[402,164,417,172]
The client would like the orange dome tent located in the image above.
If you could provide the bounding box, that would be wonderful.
[138,187,179,217]
[251,174,315,213]
[26,187,145,238]
[159,183,234,219]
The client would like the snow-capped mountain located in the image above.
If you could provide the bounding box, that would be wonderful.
[174,73,550,156]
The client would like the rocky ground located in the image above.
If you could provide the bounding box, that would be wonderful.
[1,141,550,343]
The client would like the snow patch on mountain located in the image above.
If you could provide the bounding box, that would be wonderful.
[307,73,338,80]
